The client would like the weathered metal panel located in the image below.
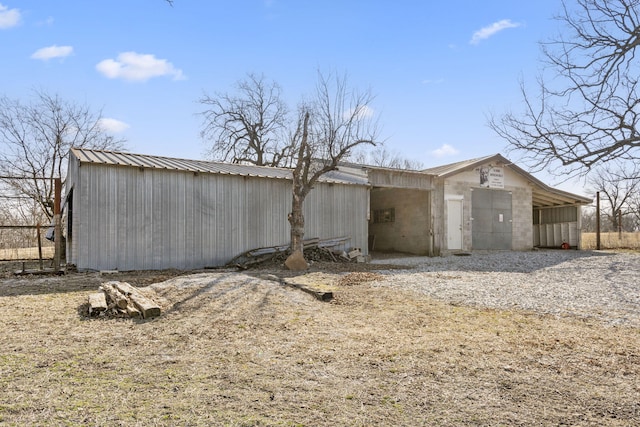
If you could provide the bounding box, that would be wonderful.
[67,154,369,271]
[533,222,579,247]
[368,169,433,190]
[65,154,80,267]
[304,183,370,253]
[534,206,578,224]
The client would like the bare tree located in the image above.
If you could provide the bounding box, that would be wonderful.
[627,190,640,230]
[0,90,125,221]
[199,72,379,268]
[286,73,379,269]
[489,0,640,176]
[353,146,424,170]
[580,206,597,232]
[199,74,292,167]
[588,163,640,231]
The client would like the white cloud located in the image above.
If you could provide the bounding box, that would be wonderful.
[98,118,130,133]
[432,144,459,158]
[0,3,21,29]
[470,19,520,45]
[96,52,186,82]
[31,45,74,61]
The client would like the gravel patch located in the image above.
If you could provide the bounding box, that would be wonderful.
[371,250,640,327]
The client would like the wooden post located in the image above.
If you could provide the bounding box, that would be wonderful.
[53,177,62,272]
[36,223,43,270]
[596,192,601,250]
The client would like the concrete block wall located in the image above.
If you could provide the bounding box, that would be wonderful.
[511,185,533,250]
[443,168,534,251]
[369,187,431,255]
[430,180,445,256]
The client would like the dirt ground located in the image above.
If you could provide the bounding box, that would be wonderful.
[0,256,639,426]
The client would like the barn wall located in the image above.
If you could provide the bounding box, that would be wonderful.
[431,178,445,256]
[67,161,368,271]
[369,187,431,255]
[65,154,80,267]
[442,166,533,252]
[511,186,533,250]
[303,182,370,253]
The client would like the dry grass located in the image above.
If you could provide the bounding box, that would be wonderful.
[0,264,639,426]
[581,232,640,250]
[0,246,54,261]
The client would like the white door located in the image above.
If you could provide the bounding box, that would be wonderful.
[447,199,463,250]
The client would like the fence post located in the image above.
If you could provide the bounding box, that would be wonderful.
[596,192,601,250]
[54,177,62,272]
[37,223,43,270]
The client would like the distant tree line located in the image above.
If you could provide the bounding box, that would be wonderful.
[582,163,640,231]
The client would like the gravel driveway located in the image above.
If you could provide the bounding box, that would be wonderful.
[371,250,640,327]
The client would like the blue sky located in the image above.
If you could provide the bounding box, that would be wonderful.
[2,1,585,191]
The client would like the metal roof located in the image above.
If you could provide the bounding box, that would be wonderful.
[70,148,592,207]
[421,154,499,177]
[421,153,593,207]
[70,148,370,186]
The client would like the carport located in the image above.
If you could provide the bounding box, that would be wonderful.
[365,167,436,255]
[530,181,593,249]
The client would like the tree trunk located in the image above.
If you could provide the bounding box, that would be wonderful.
[285,186,308,271]
[289,191,305,254]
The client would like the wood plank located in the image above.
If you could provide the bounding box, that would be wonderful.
[112,281,161,319]
[100,282,128,309]
[88,292,108,316]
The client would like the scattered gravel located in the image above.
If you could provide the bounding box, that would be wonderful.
[371,250,640,327]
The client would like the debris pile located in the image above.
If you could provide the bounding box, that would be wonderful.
[87,281,161,319]
[228,236,367,270]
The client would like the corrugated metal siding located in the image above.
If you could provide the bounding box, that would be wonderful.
[69,159,368,271]
[367,169,434,190]
[65,155,80,266]
[533,223,579,247]
[304,183,369,252]
[533,206,578,224]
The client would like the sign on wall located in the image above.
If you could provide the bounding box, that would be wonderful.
[477,165,504,189]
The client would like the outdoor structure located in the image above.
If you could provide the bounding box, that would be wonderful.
[365,154,592,255]
[65,150,591,271]
[65,148,369,271]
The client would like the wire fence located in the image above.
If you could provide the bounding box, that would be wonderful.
[0,225,55,261]
[0,176,59,270]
